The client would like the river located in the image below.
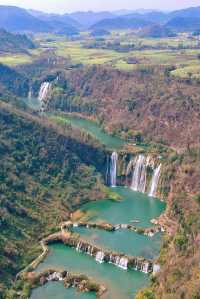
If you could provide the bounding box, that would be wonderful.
[30,113,165,299]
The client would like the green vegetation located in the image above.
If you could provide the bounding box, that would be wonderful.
[195,194,200,204]
[135,289,155,299]
[34,32,200,72]
[0,102,107,296]
[0,54,33,66]
[0,29,35,55]
[0,27,200,299]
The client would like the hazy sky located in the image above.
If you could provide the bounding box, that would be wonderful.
[0,0,200,13]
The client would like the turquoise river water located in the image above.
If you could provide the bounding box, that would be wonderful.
[31,187,165,299]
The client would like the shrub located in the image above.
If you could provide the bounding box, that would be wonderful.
[195,194,200,205]
[136,288,155,299]
[174,233,188,251]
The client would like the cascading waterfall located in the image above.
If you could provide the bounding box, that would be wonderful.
[148,164,162,197]
[126,159,135,176]
[115,257,128,270]
[38,82,51,101]
[76,241,82,252]
[87,246,93,256]
[110,152,118,187]
[95,251,105,263]
[38,82,52,111]
[141,262,149,274]
[106,155,110,185]
[131,155,147,193]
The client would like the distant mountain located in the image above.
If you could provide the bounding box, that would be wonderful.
[52,22,79,36]
[90,29,111,37]
[91,17,153,30]
[69,11,116,28]
[1,5,200,34]
[113,9,161,16]
[166,16,200,32]
[0,28,35,54]
[165,6,200,31]
[112,9,137,16]
[123,11,168,23]
[0,5,51,32]
[139,25,176,38]
[169,6,200,19]
[28,9,81,29]
[0,6,80,36]
[91,6,200,32]
[39,19,79,36]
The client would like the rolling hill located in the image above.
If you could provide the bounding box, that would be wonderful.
[90,6,200,32]
[0,101,106,295]
[0,6,79,35]
[0,28,35,54]
[139,24,176,38]
[1,5,200,34]
[70,11,116,28]
[166,16,200,32]
[91,17,153,30]
[28,10,80,34]
[0,5,51,32]
[169,6,200,19]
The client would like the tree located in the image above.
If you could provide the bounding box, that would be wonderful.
[135,289,155,299]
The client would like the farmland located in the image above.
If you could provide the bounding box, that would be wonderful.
[1,30,200,77]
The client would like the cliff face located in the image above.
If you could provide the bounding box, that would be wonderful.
[153,149,200,299]
[0,102,107,295]
[50,65,200,150]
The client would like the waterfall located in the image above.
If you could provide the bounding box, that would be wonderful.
[38,82,51,101]
[95,251,105,263]
[115,257,128,270]
[148,164,162,197]
[131,155,147,193]
[87,246,93,256]
[142,262,149,274]
[76,241,82,252]
[110,152,118,187]
[126,159,135,176]
[134,260,139,271]
[38,82,52,111]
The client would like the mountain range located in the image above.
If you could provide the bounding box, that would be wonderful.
[0,5,200,34]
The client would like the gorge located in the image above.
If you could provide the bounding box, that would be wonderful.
[23,114,166,299]
[1,23,200,299]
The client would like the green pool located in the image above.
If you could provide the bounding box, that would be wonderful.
[31,187,165,299]
[52,114,126,150]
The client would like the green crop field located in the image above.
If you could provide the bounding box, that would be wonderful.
[2,31,200,75]
[0,48,44,66]
[0,54,32,66]
[171,65,200,79]
[35,32,200,73]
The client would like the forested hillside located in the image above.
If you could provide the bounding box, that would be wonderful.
[0,102,107,296]
[42,64,200,299]
[0,5,200,298]
[0,64,29,101]
[0,29,35,54]
[48,65,200,150]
